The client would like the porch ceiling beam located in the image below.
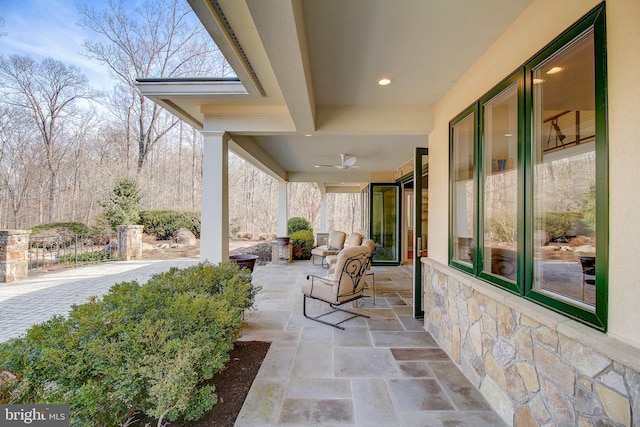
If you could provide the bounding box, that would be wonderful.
[316,106,433,135]
[202,106,295,133]
[245,0,316,134]
[287,171,370,183]
[229,135,287,181]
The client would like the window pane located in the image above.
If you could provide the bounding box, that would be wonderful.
[483,83,518,281]
[371,185,399,263]
[532,29,596,308]
[452,113,475,265]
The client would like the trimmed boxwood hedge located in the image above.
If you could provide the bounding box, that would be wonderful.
[0,262,258,426]
[139,210,201,240]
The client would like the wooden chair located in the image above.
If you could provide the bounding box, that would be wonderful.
[302,245,373,329]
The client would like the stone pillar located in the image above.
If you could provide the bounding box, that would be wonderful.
[117,225,143,261]
[0,230,31,283]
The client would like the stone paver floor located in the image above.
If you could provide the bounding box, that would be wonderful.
[237,261,506,427]
[0,258,506,426]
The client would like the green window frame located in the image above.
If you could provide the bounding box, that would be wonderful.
[448,4,607,330]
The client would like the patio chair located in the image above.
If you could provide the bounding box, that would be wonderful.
[330,239,377,305]
[311,230,346,268]
[302,245,373,329]
[325,232,364,268]
[579,255,596,300]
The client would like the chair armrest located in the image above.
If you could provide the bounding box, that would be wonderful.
[306,274,332,294]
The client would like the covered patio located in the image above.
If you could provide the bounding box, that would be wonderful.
[237,260,504,426]
[136,0,640,425]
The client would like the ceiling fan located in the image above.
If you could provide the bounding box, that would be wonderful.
[316,153,359,170]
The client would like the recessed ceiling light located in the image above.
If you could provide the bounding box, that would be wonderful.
[377,78,393,86]
[504,133,513,137]
[314,165,320,168]
[305,134,312,137]
[546,67,563,75]
[533,78,545,84]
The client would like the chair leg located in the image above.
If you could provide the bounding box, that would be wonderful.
[303,294,369,330]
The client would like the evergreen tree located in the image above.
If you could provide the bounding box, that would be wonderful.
[100,177,141,229]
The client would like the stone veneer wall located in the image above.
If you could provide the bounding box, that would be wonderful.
[0,230,31,283]
[422,258,640,426]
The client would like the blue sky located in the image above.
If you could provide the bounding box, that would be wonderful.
[0,0,116,90]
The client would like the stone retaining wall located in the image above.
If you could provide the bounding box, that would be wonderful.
[422,258,640,426]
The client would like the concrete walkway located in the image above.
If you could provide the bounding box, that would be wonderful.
[0,259,198,343]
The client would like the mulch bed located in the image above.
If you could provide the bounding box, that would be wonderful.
[135,340,271,426]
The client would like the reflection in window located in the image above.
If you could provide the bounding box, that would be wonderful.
[451,113,475,266]
[483,83,518,282]
[532,29,596,308]
[371,185,399,263]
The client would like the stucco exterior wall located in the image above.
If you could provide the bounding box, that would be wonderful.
[427,0,640,348]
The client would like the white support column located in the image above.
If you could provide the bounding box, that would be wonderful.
[319,193,327,232]
[200,132,229,263]
[277,181,288,236]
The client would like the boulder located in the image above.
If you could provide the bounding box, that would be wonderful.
[172,228,197,246]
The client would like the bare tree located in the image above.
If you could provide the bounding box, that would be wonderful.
[78,0,228,174]
[0,55,97,223]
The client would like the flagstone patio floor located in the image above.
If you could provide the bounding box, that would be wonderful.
[0,258,506,426]
[237,260,506,427]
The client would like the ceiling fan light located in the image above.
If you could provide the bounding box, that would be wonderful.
[546,66,563,75]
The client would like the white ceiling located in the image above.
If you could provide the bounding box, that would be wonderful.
[138,0,533,192]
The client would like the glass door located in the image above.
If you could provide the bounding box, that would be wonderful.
[370,183,400,265]
[413,147,428,318]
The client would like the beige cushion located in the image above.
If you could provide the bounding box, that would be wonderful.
[361,239,376,254]
[345,233,363,247]
[310,231,346,258]
[303,245,371,303]
[325,233,364,267]
[328,231,347,250]
[332,246,369,298]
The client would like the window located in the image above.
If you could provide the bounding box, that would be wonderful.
[449,4,607,330]
[480,77,522,293]
[450,109,476,271]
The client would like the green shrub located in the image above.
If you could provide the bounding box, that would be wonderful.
[29,222,93,249]
[58,251,117,264]
[0,262,258,425]
[486,210,517,243]
[290,230,314,260]
[536,211,581,242]
[287,217,312,235]
[30,222,90,236]
[139,210,201,240]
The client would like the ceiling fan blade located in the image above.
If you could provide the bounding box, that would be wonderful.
[343,157,357,167]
